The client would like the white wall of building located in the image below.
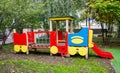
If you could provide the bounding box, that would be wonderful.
[79,20,107,29]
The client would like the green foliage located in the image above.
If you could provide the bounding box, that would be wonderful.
[89,0,120,24]
[80,0,120,26]
[47,0,82,17]
[0,0,13,32]
[80,0,120,44]
[0,0,47,33]
[0,0,84,32]
[46,0,83,28]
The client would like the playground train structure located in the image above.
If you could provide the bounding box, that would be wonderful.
[13,17,114,59]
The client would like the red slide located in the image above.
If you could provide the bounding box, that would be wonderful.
[92,43,114,59]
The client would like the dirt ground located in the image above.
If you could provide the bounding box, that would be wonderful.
[97,58,116,73]
[0,49,116,73]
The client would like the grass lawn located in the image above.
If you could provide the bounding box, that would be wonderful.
[0,44,109,73]
[106,48,120,73]
[0,58,106,73]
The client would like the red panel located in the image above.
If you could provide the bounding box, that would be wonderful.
[13,32,27,45]
[27,32,34,43]
[58,32,68,56]
[57,46,68,56]
[50,31,56,47]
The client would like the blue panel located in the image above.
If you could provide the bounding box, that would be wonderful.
[68,28,88,47]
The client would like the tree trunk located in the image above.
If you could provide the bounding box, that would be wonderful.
[0,45,2,49]
[0,33,7,49]
[100,22,105,45]
[0,29,12,49]
[117,25,120,38]
[107,24,113,45]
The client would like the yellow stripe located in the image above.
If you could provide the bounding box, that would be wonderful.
[72,36,83,39]
[49,17,73,21]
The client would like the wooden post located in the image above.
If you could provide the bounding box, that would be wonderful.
[66,20,69,32]
[34,33,37,43]
[25,32,29,55]
[13,29,16,33]
[70,20,73,33]
[85,47,88,59]
[50,20,52,31]
[56,21,59,43]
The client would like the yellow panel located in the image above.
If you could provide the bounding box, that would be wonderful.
[89,30,93,48]
[49,17,73,21]
[14,45,20,52]
[21,45,28,53]
[78,47,88,56]
[50,46,58,54]
[71,36,83,44]
[68,47,77,55]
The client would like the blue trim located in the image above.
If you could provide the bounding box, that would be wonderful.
[68,28,88,46]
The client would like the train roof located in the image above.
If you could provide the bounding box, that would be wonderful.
[49,16,73,21]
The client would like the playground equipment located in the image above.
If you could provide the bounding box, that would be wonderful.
[13,17,114,59]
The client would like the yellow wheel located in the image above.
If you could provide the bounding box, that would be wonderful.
[21,45,28,53]
[78,47,88,56]
[50,46,58,54]
[14,45,20,52]
[68,47,77,55]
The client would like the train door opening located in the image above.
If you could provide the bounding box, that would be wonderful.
[57,31,66,46]
[55,20,67,46]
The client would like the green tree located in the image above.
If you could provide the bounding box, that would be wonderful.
[82,0,120,45]
[45,0,83,29]
[0,0,46,48]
